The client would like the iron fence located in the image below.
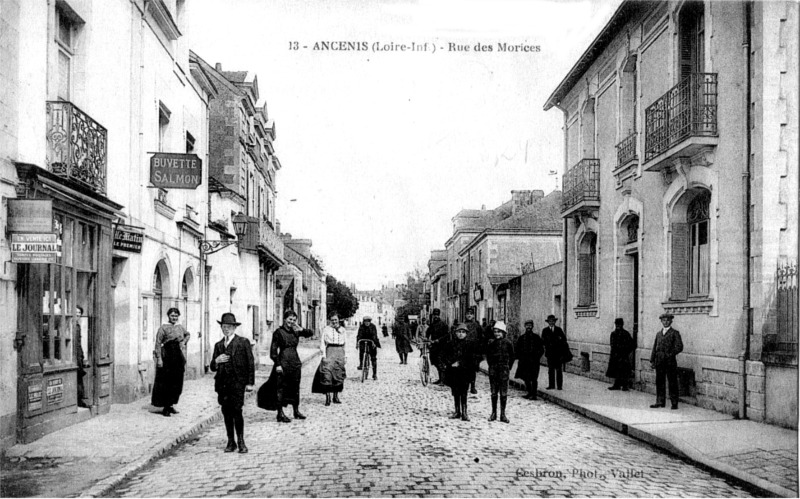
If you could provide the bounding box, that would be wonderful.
[46,101,107,195]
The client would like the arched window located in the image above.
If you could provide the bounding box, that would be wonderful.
[671,189,710,300]
[688,192,710,296]
[578,232,597,306]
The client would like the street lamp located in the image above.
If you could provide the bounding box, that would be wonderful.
[199,212,248,256]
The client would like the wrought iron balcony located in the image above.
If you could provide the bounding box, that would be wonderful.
[616,132,637,168]
[644,73,718,169]
[561,158,600,216]
[46,101,107,195]
[258,218,285,269]
[240,215,285,269]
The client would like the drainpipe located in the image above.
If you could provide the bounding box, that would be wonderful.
[739,1,753,420]
[556,103,569,334]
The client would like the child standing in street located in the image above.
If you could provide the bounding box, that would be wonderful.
[485,321,515,423]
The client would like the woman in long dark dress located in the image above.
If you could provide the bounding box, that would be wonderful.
[151,308,190,417]
[266,309,314,422]
[312,314,347,405]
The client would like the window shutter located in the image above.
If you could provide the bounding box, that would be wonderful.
[578,254,592,306]
[671,222,689,301]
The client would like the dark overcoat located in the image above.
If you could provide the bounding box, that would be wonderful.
[427,318,450,365]
[210,335,255,410]
[442,337,479,392]
[650,328,683,369]
[542,326,569,363]
[514,330,544,381]
[606,327,635,378]
[394,324,413,355]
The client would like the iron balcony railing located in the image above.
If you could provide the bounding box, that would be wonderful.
[644,73,718,161]
[258,218,285,262]
[46,101,107,195]
[561,158,600,213]
[616,131,637,167]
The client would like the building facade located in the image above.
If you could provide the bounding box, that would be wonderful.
[545,0,798,427]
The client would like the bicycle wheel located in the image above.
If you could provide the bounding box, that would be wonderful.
[361,350,369,382]
[420,355,430,387]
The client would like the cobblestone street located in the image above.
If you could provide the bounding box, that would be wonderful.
[110,332,757,497]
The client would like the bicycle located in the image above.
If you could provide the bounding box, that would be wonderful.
[358,339,375,383]
[417,338,432,387]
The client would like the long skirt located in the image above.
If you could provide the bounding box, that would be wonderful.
[151,341,185,407]
[258,363,302,410]
[311,345,347,393]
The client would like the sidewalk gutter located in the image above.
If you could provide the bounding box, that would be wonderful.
[477,366,795,499]
[81,349,321,498]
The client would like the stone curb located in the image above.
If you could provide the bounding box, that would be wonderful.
[80,350,322,498]
[478,367,794,498]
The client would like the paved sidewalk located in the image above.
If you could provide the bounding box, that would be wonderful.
[1,344,321,498]
[479,362,798,498]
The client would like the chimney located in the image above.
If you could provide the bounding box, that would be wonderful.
[215,62,222,71]
[481,204,486,211]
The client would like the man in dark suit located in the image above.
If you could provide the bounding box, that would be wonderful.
[650,313,683,410]
[542,314,568,390]
[210,313,255,453]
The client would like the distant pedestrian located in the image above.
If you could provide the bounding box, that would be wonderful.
[210,313,254,453]
[382,324,388,337]
[486,321,515,423]
[417,318,429,343]
[463,307,483,395]
[514,320,544,400]
[395,318,413,365]
[607,318,635,391]
[542,315,570,390]
[443,323,479,421]
[650,313,683,410]
[152,307,191,417]
[260,309,314,423]
[312,314,347,406]
[427,309,450,385]
[357,316,381,379]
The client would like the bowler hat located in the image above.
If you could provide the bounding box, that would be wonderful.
[493,321,507,334]
[431,308,441,316]
[546,314,558,322]
[218,313,240,326]
[614,318,624,326]
[659,313,674,320]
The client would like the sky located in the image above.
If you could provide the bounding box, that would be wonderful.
[189,0,621,290]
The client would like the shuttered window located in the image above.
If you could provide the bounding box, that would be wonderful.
[578,233,597,306]
[671,223,690,301]
[679,2,705,80]
[671,190,710,300]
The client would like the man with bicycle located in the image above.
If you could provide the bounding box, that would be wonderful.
[357,316,381,380]
[427,308,450,385]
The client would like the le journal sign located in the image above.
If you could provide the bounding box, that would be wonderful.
[150,153,202,189]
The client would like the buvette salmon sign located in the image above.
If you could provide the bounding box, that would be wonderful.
[149,153,202,189]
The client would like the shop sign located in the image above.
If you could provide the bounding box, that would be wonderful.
[7,199,53,233]
[28,384,43,411]
[149,153,202,189]
[46,378,63,404]
[113,224,144,253]
[11,233,59,263]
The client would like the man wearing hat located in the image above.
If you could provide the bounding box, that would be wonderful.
[514,320,544,400]
[427,308,450,385]
[463,307,483,395]
[210,313,255,453]
[485,321,515,422]
[542,314,569,390]
[356,316,381,379]
[606,318,635,391]
[650,313,683,409]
